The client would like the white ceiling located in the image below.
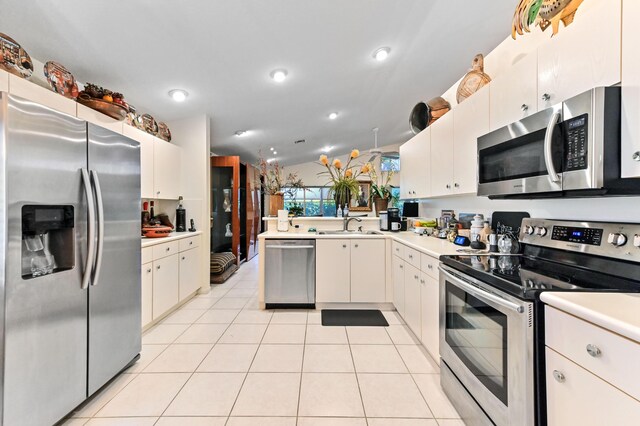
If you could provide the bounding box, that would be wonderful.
[1,0,514,165]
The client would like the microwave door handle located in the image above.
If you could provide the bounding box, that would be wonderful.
[438,266,524,314]
[81,169,96,290]
[544,111,562,183]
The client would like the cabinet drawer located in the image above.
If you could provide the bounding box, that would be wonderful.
[545,306,640,400]
[403,246,420,269]
[179,235,200,251]
[420,253,438,279]
[392,240,405,258]
[142,247,153,264]
[152,241,181,261]
[545,347,640,426]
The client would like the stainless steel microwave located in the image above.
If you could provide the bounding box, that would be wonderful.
[477,87,640,198]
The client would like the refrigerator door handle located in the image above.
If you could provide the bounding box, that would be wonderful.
[90,170,105,286]
[81,168,97,290]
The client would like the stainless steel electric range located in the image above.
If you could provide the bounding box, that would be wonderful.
[438,218,640,426]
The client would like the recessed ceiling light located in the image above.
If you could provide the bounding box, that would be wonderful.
[235,130,248,137]
[270,69,288,82]
[372,47,391,61]
[328,112,338,120]
[168,89,188,102]
[270,147,274,151]
[273,151,278,155]
[322,146,334,153]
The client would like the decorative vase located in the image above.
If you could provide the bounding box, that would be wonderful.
[222,189,231,212]
[373,196,390,217]
[225,223,232,237]
[269,193,284,216]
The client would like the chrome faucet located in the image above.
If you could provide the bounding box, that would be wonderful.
[344,216,362,231]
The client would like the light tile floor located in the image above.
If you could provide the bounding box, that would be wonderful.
[64,256,462,426]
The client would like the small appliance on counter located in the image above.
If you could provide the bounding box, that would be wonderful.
[277,209,289,232]
[379,211,388,231]
[403,201,419,217]
[388,208,401,232]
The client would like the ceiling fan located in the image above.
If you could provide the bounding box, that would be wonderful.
[368,127,399,163]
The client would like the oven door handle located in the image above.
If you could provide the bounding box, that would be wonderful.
[544,110,562,183]
[439,267,525,314]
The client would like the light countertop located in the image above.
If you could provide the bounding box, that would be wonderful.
[259,230,462,258]
[540,292,640,343]
[141,231,202,248]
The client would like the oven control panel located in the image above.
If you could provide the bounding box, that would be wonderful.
[520,218,640,262]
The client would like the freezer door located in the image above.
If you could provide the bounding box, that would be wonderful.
[2,94,89,425]
[87,124,141,395]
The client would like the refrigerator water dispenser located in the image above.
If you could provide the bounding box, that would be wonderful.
[21,205,75,278]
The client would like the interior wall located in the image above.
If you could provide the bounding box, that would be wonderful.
[419,195,640,224]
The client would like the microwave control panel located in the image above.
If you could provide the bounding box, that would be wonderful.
[564,114,588,171]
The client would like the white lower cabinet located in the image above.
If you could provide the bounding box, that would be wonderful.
[420,272,440,361]
[545,347,640,426]
[392,255,405,317]
[350,239,386,303]
[404,263,422,337]
[316,239,351,303]
[141,262,153,327]
[316,238,386,303]
[179,248,201,301]
[152,254,179,320]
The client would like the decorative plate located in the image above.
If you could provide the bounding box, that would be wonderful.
[43,61,79,99]
[157,122,171,142]
[137,113,158,136]
[125,104,137,126]
[0,33,33,78]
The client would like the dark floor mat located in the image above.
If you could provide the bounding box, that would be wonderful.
[321,309,389,327]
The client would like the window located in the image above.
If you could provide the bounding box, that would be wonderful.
[380,154,400,172]
[283,186,336,216]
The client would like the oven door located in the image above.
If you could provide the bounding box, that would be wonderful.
[477,104,563,197]
[439,265,534,426]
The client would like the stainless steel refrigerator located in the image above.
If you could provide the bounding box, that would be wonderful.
[0,93,141,425]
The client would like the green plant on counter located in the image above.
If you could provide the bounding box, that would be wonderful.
[367,162,396,201]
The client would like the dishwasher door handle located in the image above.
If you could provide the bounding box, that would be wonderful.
[266,245,315,249]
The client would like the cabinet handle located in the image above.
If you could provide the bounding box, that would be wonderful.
[552,370,565,383]
[396,248,399,252]
[586,344,602,358]
[146,268,151,273]
[343,244,347,248]
[521,104,529,112]
[182,256,186,260]
[454,183,459,188]
[446,184,451,189]
[428,264,433,270]
[408,254,413,259]
[414,275,419,280]
[166,247,171,252]
[189,241,193,245]
[354,244,359,248]
[156,265,161,270]
[633,151,640,162]
[399,264,403,269]
[420,279,425,284]
[542,93,551,102]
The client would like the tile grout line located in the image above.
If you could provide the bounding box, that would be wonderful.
[295,315,309,425]
[346,326,369,426]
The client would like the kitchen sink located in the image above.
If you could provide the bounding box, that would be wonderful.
[316,230,383,235]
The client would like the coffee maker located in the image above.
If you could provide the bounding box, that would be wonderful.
[387,208,401,232]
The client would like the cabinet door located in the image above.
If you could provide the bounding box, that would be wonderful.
[545,347,640,426]
[404,263,421,337]
[420,273,440,362]
[537,0,621,110]
[400,128,430,199]
[399,141,412,199]
[153,138,181,199]
[622,0,640,178]
[123,125,154,198]
[179,248,201,301]
[141,262,153,327]
[489,53,538,131]
[0,68,8,92]
[429,112,454,197]
[453,87,489,195]
[152,254,179,320]
[392,255,405,317]
[316,239,351,303]
[350,239,386,303]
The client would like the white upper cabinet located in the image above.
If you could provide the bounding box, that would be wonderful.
[77,104,123,134]
[489,53,538,131]
[622,0,640,178]
[123,125,155,198]
[400,128,430,199]
[452,87,490,194]
[153,138,181,199]
[429,112,454,197]
[537,0,621,110]
[9,74,77,117]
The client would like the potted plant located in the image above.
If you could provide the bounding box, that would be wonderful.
[283,175,306,217]
[258,157,304,216]
[367,163,396,217]
[318,149,370,215]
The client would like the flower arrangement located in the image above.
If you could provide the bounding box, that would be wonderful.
[367,163,395,201]
[318,149,370,208]
[257,156,302,195]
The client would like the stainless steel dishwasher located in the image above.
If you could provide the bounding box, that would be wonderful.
[264,239,316,308]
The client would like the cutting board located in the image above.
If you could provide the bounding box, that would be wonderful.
[491,211,530,235]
